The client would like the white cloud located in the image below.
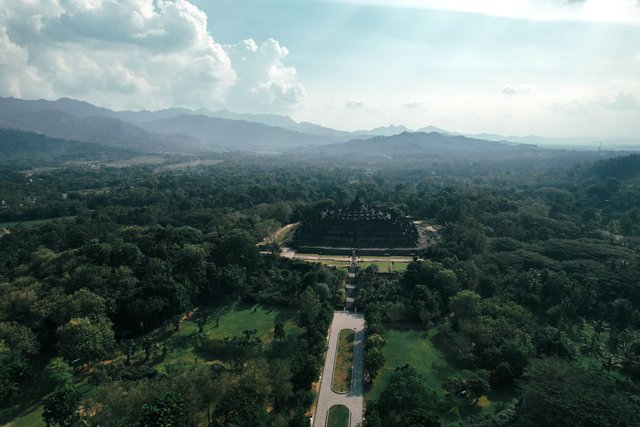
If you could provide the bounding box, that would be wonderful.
[598,92,639,110]
[501,84,538,95]
[338,0,640,25]
[403,101,424,109]
[552,92,639,113]
[345,99,364,108]
[0,0,305,111]
[224,38,307,110]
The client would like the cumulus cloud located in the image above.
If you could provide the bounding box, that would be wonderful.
[224,38,307,110]
[345,99,364,108]
[501,84,538,95]
[0,0,305,111]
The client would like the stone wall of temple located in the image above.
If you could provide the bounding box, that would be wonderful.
[293,198,419,249]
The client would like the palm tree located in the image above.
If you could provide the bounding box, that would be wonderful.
[584,319,610,369]
[582,341,602,370]
[598,349,622,377]
[591,319,610,342]
[618,330,640,379]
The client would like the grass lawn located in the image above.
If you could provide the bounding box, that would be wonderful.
[332,329,355,393]
[367,325,517,425]
[327,404,350,427]
[0,377,95,427]
[0,216,76,228]
[154,303,301,372]
[1,303,301,426]
[368,326,450,402]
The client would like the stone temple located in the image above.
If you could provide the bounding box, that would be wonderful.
[293,197,420,253]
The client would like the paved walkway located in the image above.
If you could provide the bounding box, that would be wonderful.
[313,311,365,427]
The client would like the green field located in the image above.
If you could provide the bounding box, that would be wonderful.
[1,303,300,426]
[327,404,350,427]
[368,325,516,424]
[154,303,301,372]
[368,327,450,401]
[332,329,355,393]
[0,216,76,228]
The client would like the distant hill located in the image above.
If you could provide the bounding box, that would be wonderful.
[0,109,202,152]
[292,131,542,161]
[137,114,334,152]
[2,96,635,154]
[0,97,340,153]
[0,96,113,118]
[355,125,412,137]
[0,128,137,162]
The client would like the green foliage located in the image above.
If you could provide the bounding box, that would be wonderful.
[442,369,490,407]
[3,148,640,426]
[42,358,73,392]
[56,316,115,363]
[369,365,441,427]
[517,358,640,426]
[139,392,192,427]
[42,384,80,427]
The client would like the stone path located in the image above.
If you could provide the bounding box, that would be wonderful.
[345,254,357,310]
[312,311,365,427]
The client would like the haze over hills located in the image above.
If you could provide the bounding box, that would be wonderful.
[289,131,639,170]
[0,128,138,161]
[0,97,342,153]
[292,131,543,161]
[136,114,334,151]
[0,96,637,158]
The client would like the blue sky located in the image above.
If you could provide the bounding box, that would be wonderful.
[1,0,639,137]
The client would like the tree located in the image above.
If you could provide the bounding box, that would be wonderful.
[597,350,621,376]
[121,339,138,365]
[269,360,293,410]
[297,288,321,329]
[374,365,441,426]
[518,358,640,427]
[197,313,208,334]
[56,317,115,363]
[139,392,192,427]
[42,358,73,392]
[364,347,385,382]
[273,321,285,340]
[443,369,490,407]
[490,362,514,389]
[533,326,574,359]
[618,330,640,381]
[0,322,39,401]
[449,290,481,329]
[142,338,153,362]
[42,384,80,427]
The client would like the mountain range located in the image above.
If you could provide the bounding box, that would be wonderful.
[0,96,637,158]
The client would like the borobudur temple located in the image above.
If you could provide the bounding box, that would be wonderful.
[293,197,421,253]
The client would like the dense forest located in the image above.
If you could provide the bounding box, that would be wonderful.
[2,150,640,426]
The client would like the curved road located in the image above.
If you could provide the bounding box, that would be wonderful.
[313,311,365,427]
